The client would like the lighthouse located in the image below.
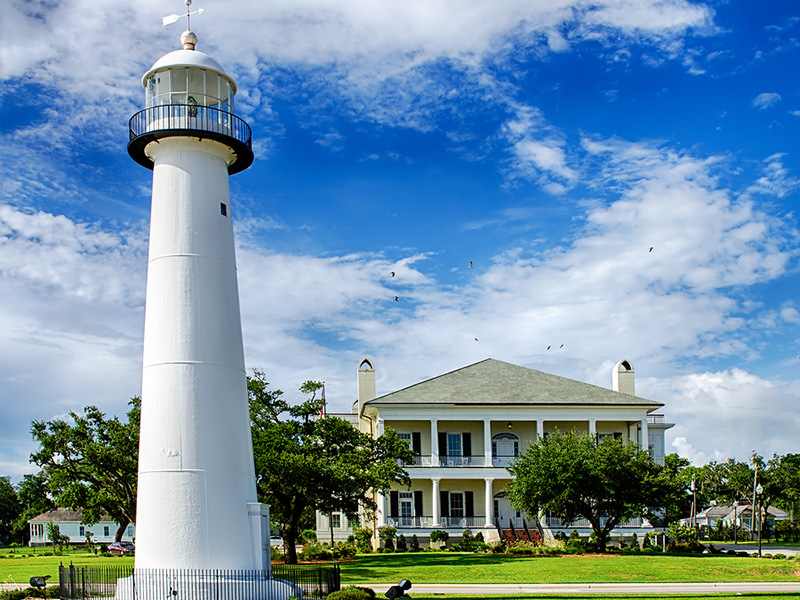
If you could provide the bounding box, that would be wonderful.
[127,14,271,578]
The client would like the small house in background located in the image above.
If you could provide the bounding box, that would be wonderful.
[28,508,135,546]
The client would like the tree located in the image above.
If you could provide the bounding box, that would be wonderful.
[508,431,665,552]
[0,476,21,546]
[46,520,70,553]
[11,472,55,544]
[248,370,414,564]
[654,453,693,526]
[30,398,140,541]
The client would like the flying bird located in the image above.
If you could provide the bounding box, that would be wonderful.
[649,247,654,252]
[390,271,395,277]
[394,296,398,302]
[468,261,473,268]
[559,344,564,349]
[474,337,479,342]
[546,346,550,350]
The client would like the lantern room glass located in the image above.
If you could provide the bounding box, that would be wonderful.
[145,68,233,114]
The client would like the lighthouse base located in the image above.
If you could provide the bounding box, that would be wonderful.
[114,570,301,600]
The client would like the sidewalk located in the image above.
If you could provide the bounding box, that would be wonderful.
[361,581,800,596]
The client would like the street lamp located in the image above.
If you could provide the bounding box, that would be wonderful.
[756,484,763,558]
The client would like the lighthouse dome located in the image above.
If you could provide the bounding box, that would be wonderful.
[142,48,235,92]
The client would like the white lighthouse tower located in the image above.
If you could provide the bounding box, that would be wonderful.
[126,7,274,582]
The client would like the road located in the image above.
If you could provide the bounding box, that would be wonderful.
[365,581,800,595]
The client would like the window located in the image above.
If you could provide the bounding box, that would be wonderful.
[220,202,227,216]
[399,492,414,518]
[398,433,412,451]
[127,526,134,537]
[80,526,85,536]
[330,514,341,528]
[449,492,464,518]
[447,433,461,456]
[104,526,109,537]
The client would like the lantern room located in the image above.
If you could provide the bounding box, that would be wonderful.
[127,31,253,175]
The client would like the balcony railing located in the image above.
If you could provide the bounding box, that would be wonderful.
[439,455,485,467]
[491,454,517,467]
[386,516,488,529]
[128,104,253,174]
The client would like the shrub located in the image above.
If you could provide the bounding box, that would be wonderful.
[772,553,786,560]
[326,586,375,600]
[410,534,420,552]
[332,541,357,559]
[299,540,331,561]
[396,534,407,552]
[301,529,317,543]
[352,525,373,554]
[429,529,449,543]
[377,525,396,550]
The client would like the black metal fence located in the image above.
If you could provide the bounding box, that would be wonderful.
[59,562,340,600]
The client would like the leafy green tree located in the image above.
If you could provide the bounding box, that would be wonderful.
[0,476,21,545]
[654,454,693,526]
[45,520,70,553]
[11,472,55,544]
[508,431,665,552]
[248,370,413,564]
[30,398,140,541]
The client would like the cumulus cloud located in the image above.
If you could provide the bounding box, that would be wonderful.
[752,92,781,109]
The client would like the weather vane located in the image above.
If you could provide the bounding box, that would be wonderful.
[162,0,204,29]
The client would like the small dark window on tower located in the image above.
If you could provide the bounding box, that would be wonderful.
[220,203,227,216]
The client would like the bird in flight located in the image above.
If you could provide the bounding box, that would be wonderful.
[390,271,395,277]
[546,346,551,350]
[649,247,654,252]
[468,261,473,268]
[559,344,564,349]
[474,337,479,342]
[394,296,398,302]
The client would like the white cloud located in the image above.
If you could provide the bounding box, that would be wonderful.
[752,92,781,109]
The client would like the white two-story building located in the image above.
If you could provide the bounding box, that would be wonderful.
[317,357,673,545]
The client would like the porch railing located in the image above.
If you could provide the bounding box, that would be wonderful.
[386,516,488,529]
[545,516,643,528]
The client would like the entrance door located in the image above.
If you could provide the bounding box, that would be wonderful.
[494,496,522,528]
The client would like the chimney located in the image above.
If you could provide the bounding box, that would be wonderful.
[612,359,635,395]
[357,358,376,416]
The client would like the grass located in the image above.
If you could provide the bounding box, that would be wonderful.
[340,553,800,585]
[0,548,133,584]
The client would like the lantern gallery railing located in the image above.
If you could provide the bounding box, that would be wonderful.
[128,104,254,174]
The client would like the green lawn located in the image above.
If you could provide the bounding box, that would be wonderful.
[340,553,800,585]
[0,549,133,584]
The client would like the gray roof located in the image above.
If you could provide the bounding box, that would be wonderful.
[29,508,84,522]
[365,358,663,408]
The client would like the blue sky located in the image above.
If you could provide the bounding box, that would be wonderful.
[1,0,799,481]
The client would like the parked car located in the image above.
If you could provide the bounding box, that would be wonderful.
[108,541,135,555]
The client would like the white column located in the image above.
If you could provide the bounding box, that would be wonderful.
[376,418,385,437]
[378,492,387,526]
[483,419,492,467]
[589,418,596,438]
[536,420,543,440]
[430,419,439,467]
[484,478,493,528]
[640,418,649,451]
[431,478,440,527]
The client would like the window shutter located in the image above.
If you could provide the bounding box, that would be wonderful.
[465,491,474,518]
[462,432,472,457]
[440,491,449,518]
[438,432,447,455]
[390,491,399,518]
[412,432,422,455]
[414,491,423,517]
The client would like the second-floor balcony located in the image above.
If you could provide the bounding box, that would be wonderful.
[400,455,518,468]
